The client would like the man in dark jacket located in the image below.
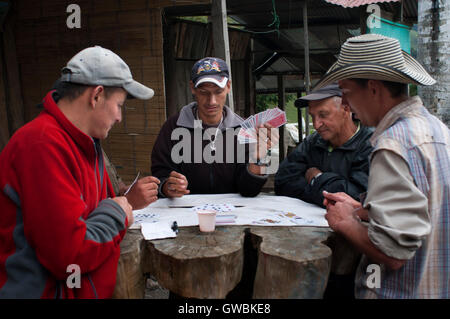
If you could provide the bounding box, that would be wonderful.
[274,83,373,299]
[151,57,275,198]
[274,84,373,208]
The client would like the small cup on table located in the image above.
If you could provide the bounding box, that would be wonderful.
[196,210,217,232]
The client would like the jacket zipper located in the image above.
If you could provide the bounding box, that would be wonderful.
[93,141,99,205]
[87,274,98,299]
[209,164,214,192]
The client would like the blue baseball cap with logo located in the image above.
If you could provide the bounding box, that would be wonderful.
[191,57,229,88]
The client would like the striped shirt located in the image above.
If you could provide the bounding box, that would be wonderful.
[355,96,450,298]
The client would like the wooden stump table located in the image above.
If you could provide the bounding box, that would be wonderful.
[114,225,341,299]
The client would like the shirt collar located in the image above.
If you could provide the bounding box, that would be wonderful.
[370,96,423,146]
[176,102,243,129]
[43,90,98,159]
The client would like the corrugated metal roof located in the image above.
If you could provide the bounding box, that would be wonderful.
[166,0,417,91]
[324,0,400,8]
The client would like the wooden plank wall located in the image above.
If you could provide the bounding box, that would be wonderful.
[9,0,209,183]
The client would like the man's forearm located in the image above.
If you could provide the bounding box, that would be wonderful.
[336,217,406,270]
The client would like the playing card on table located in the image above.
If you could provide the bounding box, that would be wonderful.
[192,203,236,213]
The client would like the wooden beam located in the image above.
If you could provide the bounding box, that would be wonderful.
[229,19,360,29]
[359,5,368,35]
[256,87,306,94]
[211,0,234,111]
[163,20,178,119]
[297,91,303,144]
[244,38,256,117]
[277,75,285,163]
[253,52,281,78]
[261,71,323,77]
[252,48,341,54]
[303,0,310,137]
[2,11,24,134]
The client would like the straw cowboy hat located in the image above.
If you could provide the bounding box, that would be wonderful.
[313,34,436,90]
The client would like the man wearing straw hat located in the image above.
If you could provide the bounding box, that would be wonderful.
[319,34,450,298]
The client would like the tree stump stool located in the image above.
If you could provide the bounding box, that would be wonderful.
[250,226,332,299]
[144,226,246,299]
[114,225,358,299]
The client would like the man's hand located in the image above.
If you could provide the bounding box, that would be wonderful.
[125,176,160,210]
[323,190,369,222]
[111,196,134,227]
[256,123,279,159]
[305,167,322,184]
[162,171,190,198]
[325,196,405,270]
[322,191,361,209]
[248,124,279,175]
[325,200,360,233]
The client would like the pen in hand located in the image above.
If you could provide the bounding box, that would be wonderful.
[124,171,141,195]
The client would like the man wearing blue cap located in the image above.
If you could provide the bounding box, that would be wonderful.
[151,57,274,198]
[275,83,373,208]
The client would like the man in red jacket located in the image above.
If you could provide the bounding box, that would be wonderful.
[0,46,154,298]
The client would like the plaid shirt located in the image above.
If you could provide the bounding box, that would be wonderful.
[355,96,450,298]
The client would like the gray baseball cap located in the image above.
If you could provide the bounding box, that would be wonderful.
[294,83,342,108]
[60,46,154,100]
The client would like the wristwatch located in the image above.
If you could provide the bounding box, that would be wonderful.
[256,155,271,166]
[310,172,322,186]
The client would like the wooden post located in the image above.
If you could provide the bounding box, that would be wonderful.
[163,19,177,118]
[359,5,368,35]
[211,0,234,111]
[251,227,332,299]
[144,227,246,298]
[2,11,24,134]
[303,0,310,137]
[278,75,285,162]
[400,0,404,23]
[297,91,303,143]
[112,230,146,299]
[244,38,256,117]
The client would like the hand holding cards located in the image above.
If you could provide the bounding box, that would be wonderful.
[238,107,286,144]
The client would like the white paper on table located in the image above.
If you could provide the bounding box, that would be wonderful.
[135,194,328,228]
[148,193,244,208]
[140,221,177,240]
